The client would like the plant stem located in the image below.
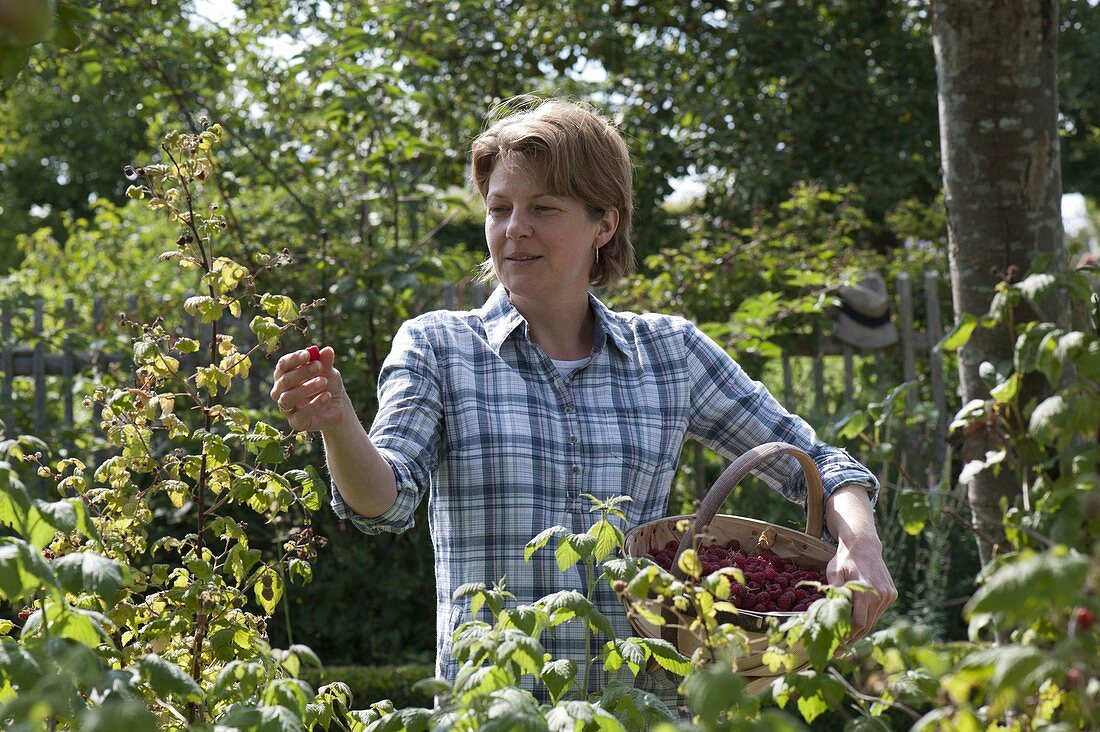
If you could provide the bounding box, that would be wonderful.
[583,559,594,696]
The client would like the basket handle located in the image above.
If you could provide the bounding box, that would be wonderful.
[672,442,826,573]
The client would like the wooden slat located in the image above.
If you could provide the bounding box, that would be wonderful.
[781,354,793,406]
[1,306,11,431]
[63,298,74,429]
[842,343,854,402]
[812,326,825,411]
[897,273,916,384]
[33,300,46,435]
[925,271,948,477]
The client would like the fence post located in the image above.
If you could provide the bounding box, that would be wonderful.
[812,325,825,412]
[781,353,793,407]
[63,298,75,433]
[896,273,916,384]
[924,271,948,481]
[842,343,854,403]
[34,299,46,435]
[1,305,11,432]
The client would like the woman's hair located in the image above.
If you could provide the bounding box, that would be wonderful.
[470,96,635,287]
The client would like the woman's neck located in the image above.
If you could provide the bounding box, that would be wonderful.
[511,293,595,360]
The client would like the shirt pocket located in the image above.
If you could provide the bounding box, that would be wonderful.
[588,406,671,511]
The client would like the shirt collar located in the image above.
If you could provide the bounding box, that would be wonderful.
[479,285,632,356]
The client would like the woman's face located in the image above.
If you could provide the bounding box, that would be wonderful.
[484,159,617,313]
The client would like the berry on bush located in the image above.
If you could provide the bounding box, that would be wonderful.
[648,538,827,613]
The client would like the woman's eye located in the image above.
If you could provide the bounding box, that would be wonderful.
[488,206,510,215]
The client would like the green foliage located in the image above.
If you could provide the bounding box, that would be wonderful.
[0,125,379,729]
[1,1,1098,728]
[298,664,435,711]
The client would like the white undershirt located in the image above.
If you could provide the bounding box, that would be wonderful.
[550,356,592,380]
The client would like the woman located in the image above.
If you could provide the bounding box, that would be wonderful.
[270,98,897,705]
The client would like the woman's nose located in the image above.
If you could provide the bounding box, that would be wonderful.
[506,208,532,239]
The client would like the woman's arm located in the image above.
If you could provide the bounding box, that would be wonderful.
[320,410,398,519]
[824,483,898,641]
[271,346,398,518]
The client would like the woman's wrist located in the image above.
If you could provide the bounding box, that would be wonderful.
[825,483,882,546]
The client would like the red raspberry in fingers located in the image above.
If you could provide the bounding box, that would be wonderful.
[307,346,322,363]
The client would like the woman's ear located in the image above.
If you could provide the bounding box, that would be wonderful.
[596,207,619,246]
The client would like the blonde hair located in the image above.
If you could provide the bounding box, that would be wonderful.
[470,96,635,287]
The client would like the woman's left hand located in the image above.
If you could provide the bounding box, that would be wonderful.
[824,484,899,642]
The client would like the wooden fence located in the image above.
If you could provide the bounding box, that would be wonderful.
[2,272,950,479]
[0,296,269,439]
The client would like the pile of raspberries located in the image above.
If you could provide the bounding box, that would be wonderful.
[647,538,828,613]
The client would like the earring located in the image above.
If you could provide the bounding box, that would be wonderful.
[595,246,600,265]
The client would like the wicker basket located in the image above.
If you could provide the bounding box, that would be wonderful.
[622,442,835,693]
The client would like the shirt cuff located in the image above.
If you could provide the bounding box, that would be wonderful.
[328,451,420,535]
[816,447,879,506]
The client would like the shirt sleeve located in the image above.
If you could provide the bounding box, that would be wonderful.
[679,320,879,510]
[330,319,444,535]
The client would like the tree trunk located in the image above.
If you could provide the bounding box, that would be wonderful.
[932,0,1066,567]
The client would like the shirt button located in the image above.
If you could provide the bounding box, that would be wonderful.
[569,434,577,443]
[565,406,576,414]
[571,464,581,474]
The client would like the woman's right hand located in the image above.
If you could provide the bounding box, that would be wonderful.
[270,346,350,432]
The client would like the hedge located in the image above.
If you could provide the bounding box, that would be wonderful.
[300,664,437,709]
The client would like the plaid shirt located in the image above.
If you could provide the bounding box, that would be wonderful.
[331,286,877,696]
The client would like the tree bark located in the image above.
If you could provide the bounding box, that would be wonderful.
[932,0,1066,567]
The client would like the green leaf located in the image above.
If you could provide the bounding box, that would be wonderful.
[134,654,203,703]
[0,473,55,549]
[958,449,1007,486]
[210,660,267,705]
[603,638,647,676]
[680,665,746,723]
[988,372,1021,403]
[536,590,591,627]
[183,295,223,323]
[939,314,978,352]
[254,566,284,616]
[261,294,300,323]
[0,537,59,602]
[545,700,621,732]
[284,467,323,511]
[49,605,113,647]
[639,637,691,676]
[262,678,312,718]
[677,548,702,579]
[1028,395,1066,445]
[78,700,158,732]
[540,658,577,703]
[219,704,305,732]
[1015,272,1057,304]
[227,543,262,585]
[587,519,623,562]
[53,552,129,604]
[282,644,322,675]
[964,547,1089,630]
[31,498,77,533]
[895,489,930,536]
[802,597,851,668]
[525,525,566,561]
[554,536,582,572]
[496,631,544,675]
[834,410,867,440]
